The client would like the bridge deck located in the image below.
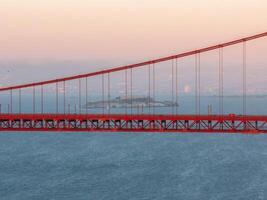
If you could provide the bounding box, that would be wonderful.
[0,114,267,133]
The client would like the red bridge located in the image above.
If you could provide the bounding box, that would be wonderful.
[0,32,267,133]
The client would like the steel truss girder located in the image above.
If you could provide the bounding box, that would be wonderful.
[0,114,267,134]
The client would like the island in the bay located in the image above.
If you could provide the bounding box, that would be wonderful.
[85,96,178,109]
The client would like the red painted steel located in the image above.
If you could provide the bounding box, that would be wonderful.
[0,113,267,133]
[0,32,266,92]
[0,32,267,134]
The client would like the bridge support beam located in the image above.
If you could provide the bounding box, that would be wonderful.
[0,114,266,134]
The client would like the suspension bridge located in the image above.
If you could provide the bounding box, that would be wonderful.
[0,32,267,133]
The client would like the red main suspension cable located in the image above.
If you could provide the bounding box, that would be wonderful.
[1,32,266,92]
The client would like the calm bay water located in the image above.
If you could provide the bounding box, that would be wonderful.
[1,96,267,199]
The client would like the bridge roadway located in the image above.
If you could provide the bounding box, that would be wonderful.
[0,113,267,133]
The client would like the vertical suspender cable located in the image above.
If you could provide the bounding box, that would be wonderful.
[125,69,128,115]
[79,79,81,114]
[172,60,174,115]
[85,77,88,128]
[56,82,58,114]
[86,77,88,115]
[19,89,21,114]
[219,48,224,116]
[41,85,44,114]
[130,68,133,115]
[63,81,66,114]
[153,63,155,115]
[108,73,110,114]
[219,49,221,116]
[10,89,13,114]
[195,54,198,115]
[221,48,224,115]
[63,81,66,128]
[33,86,35,114]
[243,42,246,116]
[198,53,201,115]
[221,48,224,116]
[148,64,151,114]
[219,49,222,115]
[102,74,104,115]
[175,59,178,114]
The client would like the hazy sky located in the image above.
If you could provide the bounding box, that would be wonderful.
[1,0,266,60]
[0,0,266,94]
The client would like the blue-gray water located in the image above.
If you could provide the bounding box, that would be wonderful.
[1,132,267,200]
[1,96,267,199]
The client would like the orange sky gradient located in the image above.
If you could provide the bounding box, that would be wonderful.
[0,0,266,61]
[0,0,266,94]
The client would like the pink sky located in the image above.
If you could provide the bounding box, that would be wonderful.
[0,0,266,60]
[0,0,266,94]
